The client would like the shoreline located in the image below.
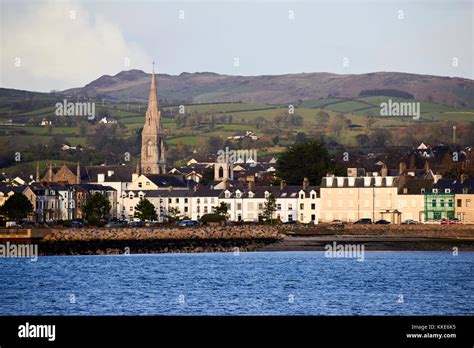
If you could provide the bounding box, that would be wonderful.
[1,225,473,255]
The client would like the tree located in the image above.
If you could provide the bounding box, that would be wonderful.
[262,194,277,222]
[294,132,307,143]
[0,193,33,222]
[276,140,335,185]
[166,207,181,222]
[328,113,347,136]
[83,192,111,226]
[134,197,157,222]
[370,128,393,147]
[315,110,330,125]
[272,135,280,146]
[213,202,229,220]
[355,134,370,147]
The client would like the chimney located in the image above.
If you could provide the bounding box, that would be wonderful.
[381,165,388,177]
[399,161,407,175]
[193,183,199,192]
[461,173,468,184]
[224,179,229,189]
[303,177,309,191]
[280,180,286,191]
[48,162,53,182]
[248,180,255,191]
[423,159,430,172]
[35,162,40,182]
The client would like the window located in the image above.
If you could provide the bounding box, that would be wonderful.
[288,215,293,222]
[204,206,208,214]
[184,198,188,203]
[197,198,200,204]
[467,199,472,208]
[129,206,133,212]
[184,207,188,213]
[432,199,436,208]
[277,204,281,210]
[236,192,241,198]
[175,198,179,203]
[248,192,254,198]
[457,199,462,207]
[225,192,230,198]
[237,203,242,210]
[421,188,425,194]
[138,182,142,188]
[311,203,316,210]
[300,203,304,209]
[299,194,304,199]
[311,194,316,199]
[168,198,172,203]
[445,189,450,193]
[433,189,438,193]
[463,188,468,194]
[258,203,263,210]
[146,182,150,186]
[311,214,316,221]
[440,199,445,208]
[288,204,292,210]
[448,200,453,208]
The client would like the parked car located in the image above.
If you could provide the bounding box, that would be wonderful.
[375,219,391,225]
[6,221,17,227]
[354,218,372,225]
[66,220,84,228]
[401,219,418,225]
[128,221,145,227]
[424,220,441,225]
[440,218,456,225]
[331,219,345,228]
[105,220,124,228]
[19,221,35,228]
[177,220,200,227]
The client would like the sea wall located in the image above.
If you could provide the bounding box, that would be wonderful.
[38,226,283,255]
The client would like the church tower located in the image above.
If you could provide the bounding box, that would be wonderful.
[141,63,166,174]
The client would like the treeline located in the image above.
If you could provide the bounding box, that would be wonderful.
[359,89,414,99]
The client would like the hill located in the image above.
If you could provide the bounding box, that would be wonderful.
[61,70,474,107]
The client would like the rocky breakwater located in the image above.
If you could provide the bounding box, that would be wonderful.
[39,226,284,255]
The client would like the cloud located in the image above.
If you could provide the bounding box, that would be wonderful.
[0,0,151,92]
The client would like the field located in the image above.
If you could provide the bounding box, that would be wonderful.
[1,94,473,172]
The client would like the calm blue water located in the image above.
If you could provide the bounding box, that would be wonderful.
[0,251,472,315]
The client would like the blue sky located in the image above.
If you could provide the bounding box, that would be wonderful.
[1,0,472,92]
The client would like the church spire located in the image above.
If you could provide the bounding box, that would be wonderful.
[140,62,166,175]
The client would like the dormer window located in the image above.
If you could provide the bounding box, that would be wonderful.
[433,189,438,193]
[248,191,254,198]
[264,191,269,198]
[421,188,425,194]
[225,191,230,199]
[403,188,408,194]
[236,191,241,198]
[445,189,451,193]
[300,193,304,199]
[463,188,468,194]
[311,193,315,199]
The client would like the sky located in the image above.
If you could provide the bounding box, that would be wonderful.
[1,0,473,92]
